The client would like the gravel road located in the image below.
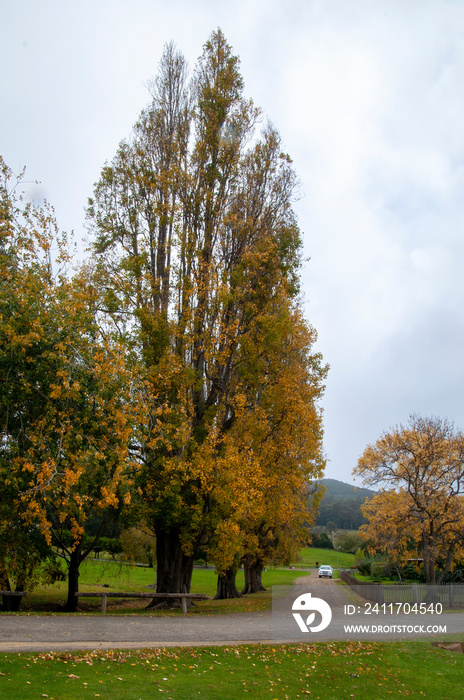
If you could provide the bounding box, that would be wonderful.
[0,572,352,653]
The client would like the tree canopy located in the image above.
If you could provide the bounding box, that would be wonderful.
[86,30,327,598]
[0,157,136,609]
[1,29,327,607]
[354,414,464,584]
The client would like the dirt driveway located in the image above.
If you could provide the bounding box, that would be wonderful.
[294,570,358,608]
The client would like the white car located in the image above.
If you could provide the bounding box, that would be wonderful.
[318,565,333,578]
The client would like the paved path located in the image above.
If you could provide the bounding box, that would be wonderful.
[0,572,352,653]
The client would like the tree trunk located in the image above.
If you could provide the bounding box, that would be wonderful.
[10,570,28,612]
[65,542,82,612]
[214,562,242,600]
[0,559,23,611]
[147,527,195,609]
[422,537,437,585]
[6,594,22,612]
[0,558,11,611]
[241,555,266,595]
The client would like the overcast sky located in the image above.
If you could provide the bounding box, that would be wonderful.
[2,0,464,485]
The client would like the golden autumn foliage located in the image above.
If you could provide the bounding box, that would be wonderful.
[354,414,464,584]
[87,31,327,597]
[204,298,326,590]
[1,31,328,606]
[0,157,137,608]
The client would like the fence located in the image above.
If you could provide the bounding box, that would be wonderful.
[339,570,464,608]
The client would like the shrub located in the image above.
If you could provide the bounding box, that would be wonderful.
[120,527,156,567]
[310,532,334,549]
[334,532,363,554]
[41,558,66,585]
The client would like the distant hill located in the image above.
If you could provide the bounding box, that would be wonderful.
[314,478,375,530]
[318,478,375,499]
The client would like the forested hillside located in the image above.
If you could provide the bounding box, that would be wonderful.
[315,478,375,530]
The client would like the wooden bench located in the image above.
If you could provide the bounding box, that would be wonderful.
[1,591,28,612]
[75,591,208,614]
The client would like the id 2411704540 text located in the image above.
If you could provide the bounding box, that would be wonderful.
[344,603,443,615]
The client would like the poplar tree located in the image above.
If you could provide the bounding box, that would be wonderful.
[87,30,327,600]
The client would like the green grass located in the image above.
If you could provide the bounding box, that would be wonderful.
[3,551,461,697]
[10,562,305,615]
[4,548,351,615]
[1,640,463,698]
[297,547,356,570]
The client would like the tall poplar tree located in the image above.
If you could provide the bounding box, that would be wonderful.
[87,30,327,599]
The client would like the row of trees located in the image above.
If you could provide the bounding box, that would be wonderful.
[355,414,464,584]
[0,31,328,610]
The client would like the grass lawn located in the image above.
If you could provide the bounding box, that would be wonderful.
[3,547,353,615]
[3,551,462,697]
[9,562,305,615]
[297,547,356,570]
[1,640,463,699]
